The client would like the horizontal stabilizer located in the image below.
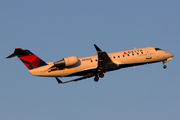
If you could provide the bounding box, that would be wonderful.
[6,48,27,58]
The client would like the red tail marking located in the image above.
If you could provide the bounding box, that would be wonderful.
[19,55,41,69]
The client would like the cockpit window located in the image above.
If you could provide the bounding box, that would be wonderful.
[155,48,162,51]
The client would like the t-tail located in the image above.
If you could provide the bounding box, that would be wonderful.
[6,48,47,70]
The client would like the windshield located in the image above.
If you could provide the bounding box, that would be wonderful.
[155,48,162,51]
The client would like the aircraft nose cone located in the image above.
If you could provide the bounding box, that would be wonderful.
[164,51,174,58]
[168,52,174,58]
[170,53,174,57]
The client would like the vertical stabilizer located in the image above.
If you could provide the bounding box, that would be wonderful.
[6,48,47,70]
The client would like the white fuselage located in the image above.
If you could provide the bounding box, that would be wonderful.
[29,47,174,77]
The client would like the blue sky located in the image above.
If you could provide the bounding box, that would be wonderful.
[0,0,179,120]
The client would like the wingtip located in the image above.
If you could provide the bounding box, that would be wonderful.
[55,77,63,84]
[94,44,102,52]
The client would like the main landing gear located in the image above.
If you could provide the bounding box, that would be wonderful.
[94,72,104,82]
[99,72,104,78]
[94,75,99,82]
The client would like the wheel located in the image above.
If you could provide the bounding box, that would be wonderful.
[99,72,104,78]
[94,76,99,82]
[163,65,167,69]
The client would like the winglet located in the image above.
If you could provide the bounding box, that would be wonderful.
[94,44,102,52]
[55,77,63,84]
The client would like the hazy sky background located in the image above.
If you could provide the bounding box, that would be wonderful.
[0,0,179,120]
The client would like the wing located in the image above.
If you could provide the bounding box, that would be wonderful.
[55,75,94,84]
[55,44,118,84]
[94,44,117,73]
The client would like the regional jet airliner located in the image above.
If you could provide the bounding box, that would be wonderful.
[6,44,174,84]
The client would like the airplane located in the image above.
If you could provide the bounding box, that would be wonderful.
[6,44,174,84]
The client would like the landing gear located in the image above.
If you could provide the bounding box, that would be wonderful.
[94,72,104,82]
[162,61,167,69]
[99,72,104,78]
[163,65,167,69]
[94,75,99,82]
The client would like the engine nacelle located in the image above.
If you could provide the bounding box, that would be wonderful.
[63,56,79,67]
[53,56,79,69]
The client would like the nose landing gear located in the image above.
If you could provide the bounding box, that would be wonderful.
[163,65,167,69]
[162,61,167,69]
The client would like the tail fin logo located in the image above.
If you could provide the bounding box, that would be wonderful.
[19,54,45,70]
[6,48,47,70]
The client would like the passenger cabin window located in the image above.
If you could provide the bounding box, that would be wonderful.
[155,48,162,51]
